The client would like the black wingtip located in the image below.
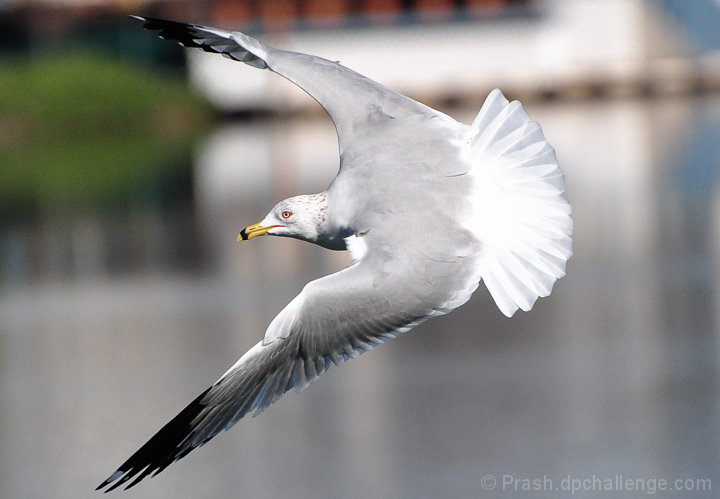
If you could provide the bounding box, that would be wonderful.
[96,386,212,492]
[96,468,135,493]
[96,470,126,493]
[128,15,224,54]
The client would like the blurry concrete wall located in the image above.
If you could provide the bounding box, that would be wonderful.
[188,0,714,112]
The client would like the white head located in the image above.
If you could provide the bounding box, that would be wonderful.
[238,193,330,245]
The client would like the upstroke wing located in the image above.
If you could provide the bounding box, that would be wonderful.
[133,16,434,152]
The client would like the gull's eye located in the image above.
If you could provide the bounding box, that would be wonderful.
[281,210,293,220]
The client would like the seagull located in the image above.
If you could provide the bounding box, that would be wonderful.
[98,16,573,492]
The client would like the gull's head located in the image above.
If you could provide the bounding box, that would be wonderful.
[238,193,328,244]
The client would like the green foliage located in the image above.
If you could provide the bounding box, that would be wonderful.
[0,52,210,212]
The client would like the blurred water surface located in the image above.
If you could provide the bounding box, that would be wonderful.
[1,93,719,498]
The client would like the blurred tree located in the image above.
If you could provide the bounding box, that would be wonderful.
[0,51,210,217]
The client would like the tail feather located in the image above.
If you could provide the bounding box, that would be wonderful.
[465,89,573,317]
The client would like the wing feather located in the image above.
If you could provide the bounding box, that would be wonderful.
[97,252,464,491]
[132,16,433,152]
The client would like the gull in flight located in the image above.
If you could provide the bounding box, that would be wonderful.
[98,16,573,492]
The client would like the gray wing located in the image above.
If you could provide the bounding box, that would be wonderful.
[97,248,472,492]
[133,16,435,153]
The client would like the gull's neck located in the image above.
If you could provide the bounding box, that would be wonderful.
[308,191,351,250]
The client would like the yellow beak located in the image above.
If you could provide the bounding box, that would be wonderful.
[237,222,276,241]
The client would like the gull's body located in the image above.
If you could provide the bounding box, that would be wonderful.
[98,17,573,492]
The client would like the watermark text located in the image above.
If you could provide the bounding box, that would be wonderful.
[478,474,712,495]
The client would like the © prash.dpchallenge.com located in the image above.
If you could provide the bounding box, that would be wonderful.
[488,474,712,495]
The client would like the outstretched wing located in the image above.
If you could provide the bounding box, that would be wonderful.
[132,16,435,153]
[97,247,472,492]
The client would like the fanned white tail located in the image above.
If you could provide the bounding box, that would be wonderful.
[465,89,573,317]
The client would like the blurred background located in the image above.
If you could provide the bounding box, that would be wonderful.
[1,0,719,497]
